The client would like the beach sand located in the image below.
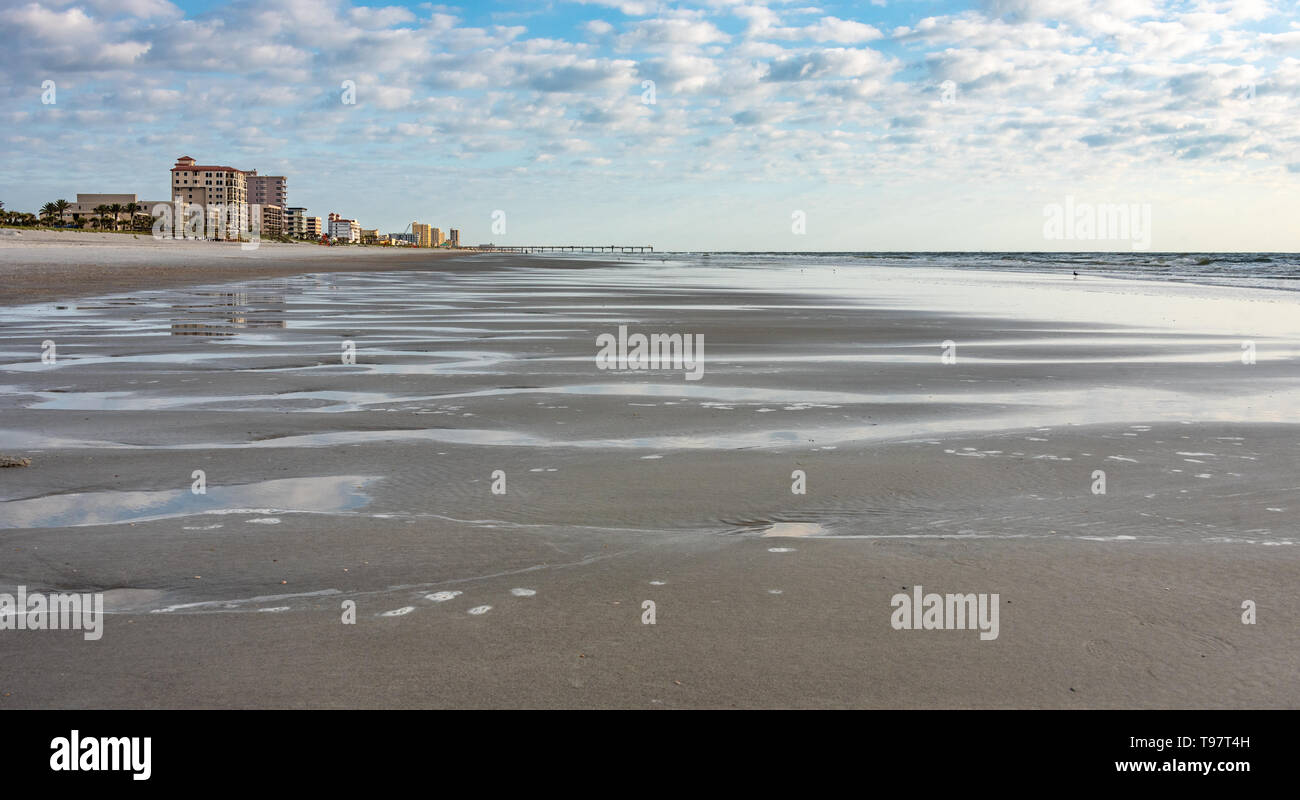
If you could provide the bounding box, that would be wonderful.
[0,238,1295,708]
[0,229,475,306]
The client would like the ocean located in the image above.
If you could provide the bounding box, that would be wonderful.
[654,252,1300,292]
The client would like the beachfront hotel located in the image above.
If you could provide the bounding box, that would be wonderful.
[304,216,322,238]
[412,222,433,247]
[170,156,246,208]
[169,155,250,236]
[327,212,360,243]
[449,228,460,247]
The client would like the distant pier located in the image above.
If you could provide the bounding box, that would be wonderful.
[476,245,654,253]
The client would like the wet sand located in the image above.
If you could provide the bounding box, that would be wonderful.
[0,244,1296,707]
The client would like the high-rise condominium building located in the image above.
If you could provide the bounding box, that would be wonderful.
[412,222,433,248]
[247,174,287,210]
[449,229,460,247]
[305,216,322,238]
[169,156,249,236]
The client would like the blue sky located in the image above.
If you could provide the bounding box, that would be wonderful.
[3,0,1300,250]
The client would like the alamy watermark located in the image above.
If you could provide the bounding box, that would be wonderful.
[0,586,104,640]
[50,730,150,780]
[596,324,704,380]
[1043,196,1151,251]
[890,585,1000,640]
[152,200,261,250]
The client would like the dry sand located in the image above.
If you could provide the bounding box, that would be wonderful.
[0,228,476,306]
[0,238,1295,708]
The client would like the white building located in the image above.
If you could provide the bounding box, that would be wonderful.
[327,213,360,243]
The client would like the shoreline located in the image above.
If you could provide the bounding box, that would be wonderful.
[8,231,1300,310]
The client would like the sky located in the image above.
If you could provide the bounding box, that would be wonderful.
[2,0,1299,251]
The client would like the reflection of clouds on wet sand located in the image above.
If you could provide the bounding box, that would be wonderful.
[1,475,374,529]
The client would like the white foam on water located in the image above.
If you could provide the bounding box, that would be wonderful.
[467,605,492,615]
[510,588,536,596]
[426,591,462,602]
[381,606,415,616]
[151,588,341,614]
[767,547,797,553]
[246,517,281,524]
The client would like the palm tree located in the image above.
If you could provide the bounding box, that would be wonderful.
[93,204,112,230]
[108,203,123,231]
[54,199,71,226]
[40,202,59,225]
[124,202,140,230]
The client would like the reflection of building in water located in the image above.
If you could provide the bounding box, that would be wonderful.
[170,291,288,336]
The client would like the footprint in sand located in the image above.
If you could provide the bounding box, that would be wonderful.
[467,605,492,615]
[510,588,536,597]
[381,607,415,617]
[425,591,462,602]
